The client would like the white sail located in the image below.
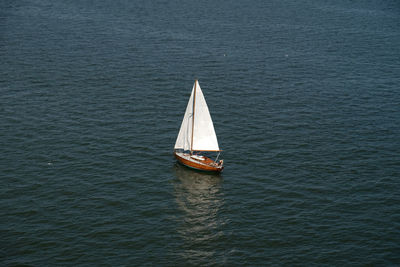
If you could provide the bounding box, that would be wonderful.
[192,81,220,151]
[174,80,220,152]
[174,85,194,151]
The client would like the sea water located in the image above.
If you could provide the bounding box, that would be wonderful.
[1,0,399,265]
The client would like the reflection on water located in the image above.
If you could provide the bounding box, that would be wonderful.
[172,164,225,265]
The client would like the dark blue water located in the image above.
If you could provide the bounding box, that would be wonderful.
[1,0,400,265]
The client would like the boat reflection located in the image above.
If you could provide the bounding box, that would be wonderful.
[172,164,225,265]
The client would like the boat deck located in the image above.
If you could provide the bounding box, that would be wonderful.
[174,152,223,172]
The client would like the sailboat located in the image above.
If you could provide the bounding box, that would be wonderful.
[174,80,224,172]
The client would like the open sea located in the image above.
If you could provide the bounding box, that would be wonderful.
[1,0,400,266]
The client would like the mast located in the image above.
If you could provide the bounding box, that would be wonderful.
[190,80,197,154]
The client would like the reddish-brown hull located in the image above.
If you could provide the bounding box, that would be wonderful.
[174,152,223,172]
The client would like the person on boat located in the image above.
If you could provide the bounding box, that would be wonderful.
[218,160,223,166]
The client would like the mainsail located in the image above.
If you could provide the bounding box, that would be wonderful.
[174,80,220,152]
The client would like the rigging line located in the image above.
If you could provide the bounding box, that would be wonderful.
[214,152,220,163]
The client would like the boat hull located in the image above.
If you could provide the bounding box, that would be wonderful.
[174,152,223,172]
